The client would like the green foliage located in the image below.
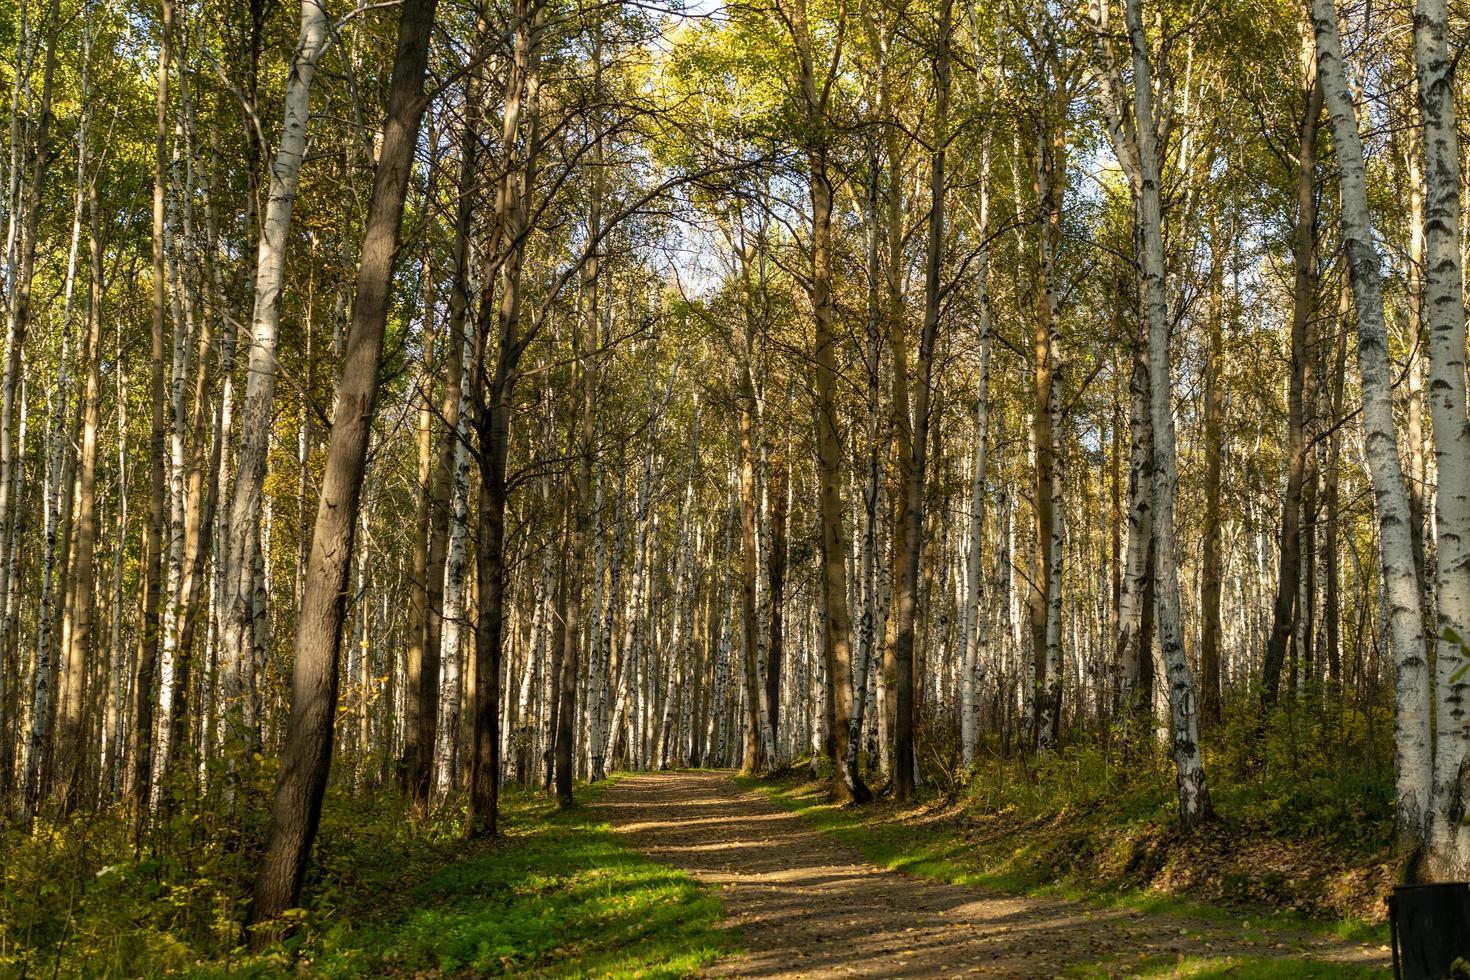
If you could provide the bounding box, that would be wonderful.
[300,783,731,977]
[1206,694,1396,853]
[0,780,730,978]
[1,761,276,977]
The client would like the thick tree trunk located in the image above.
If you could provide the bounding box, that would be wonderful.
[247,0,437,928]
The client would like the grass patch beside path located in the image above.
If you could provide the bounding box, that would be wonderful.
[733,773,1389,956]
[300,778,732,977]
[4,777,730,978]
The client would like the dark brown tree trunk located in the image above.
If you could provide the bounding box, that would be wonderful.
[1262,78,1322,708]
[766,460,787,756]
[554,76,603,804]
[247,0,437,928]
[55,151,105,814]
[890,0,950,801]
[131,0,171,817]
[403,203,437,797]
[787,0,869,803]
[1199,228,1226,725]
[738,398,763,774]
[468,0,543,840]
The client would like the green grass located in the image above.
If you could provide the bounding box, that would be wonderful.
[297,780,732,977]
[3,779,733,978]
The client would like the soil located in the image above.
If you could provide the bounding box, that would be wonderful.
[599,770,1392,978]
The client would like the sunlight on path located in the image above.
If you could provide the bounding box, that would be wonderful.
[600,771,1391,978]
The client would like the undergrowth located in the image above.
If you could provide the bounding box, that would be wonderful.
[1,775,729,977]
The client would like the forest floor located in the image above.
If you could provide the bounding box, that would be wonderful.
[601,770,1393,978]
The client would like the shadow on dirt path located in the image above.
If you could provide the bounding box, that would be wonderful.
[599,770,1391,978]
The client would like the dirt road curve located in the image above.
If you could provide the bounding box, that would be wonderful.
[599,770,1390,978]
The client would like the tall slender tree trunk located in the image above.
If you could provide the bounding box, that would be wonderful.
[738,391,763,773]
[890,0,950,801]
[468,0,544,838]
[1126,0,1211,823]
[766,458,787,761]
[131,0,172,815]
[1412,0,1470,879]
[247,0,437,927]
[554,72,603,803]
[219,0,328,749]
[1031,95,1066,753]
[54,77,100,813]
[417,76,477,806]
[1262,72,1322,708]
[1113,278,1153,728]
[1198,228,1226,725]
[402,142,439,797]
[789,0,869,803]
[1309,0,1433,855]
[960,109,992,768]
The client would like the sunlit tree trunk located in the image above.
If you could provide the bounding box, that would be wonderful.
[1309,0,1432,854]
[434,313,472,798]
[219,0,328,749]
[1412,0,1470,879]
[1124,0,1211,825]
[960,114,992,768]
[1031,91,1066,754]
[787,0,869,803]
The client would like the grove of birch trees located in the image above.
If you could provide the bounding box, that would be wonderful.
[6,0,1470,945]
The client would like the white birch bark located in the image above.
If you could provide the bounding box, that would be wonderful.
[961,154,992,767]
[1309,0,1433,848]
[1411,0,1470,877]
[1124,0,1210,821]
[434,312,474,797]
[219,0,328,735]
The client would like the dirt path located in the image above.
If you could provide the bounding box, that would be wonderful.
[599,770,1391,978]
